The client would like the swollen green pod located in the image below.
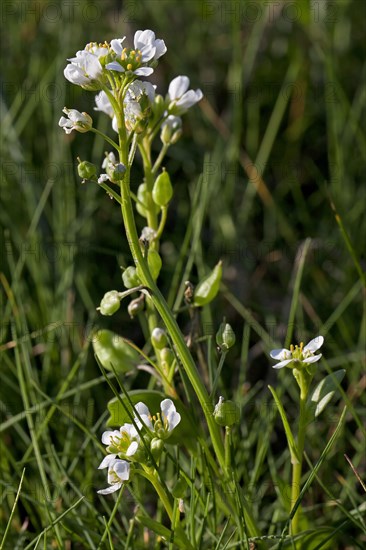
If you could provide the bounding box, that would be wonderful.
[122,266,141,289]
[152,170,173,206]
[99,290,121,316]
[137,249,162,282]
[93,329,140,373]
[193,261,222,307]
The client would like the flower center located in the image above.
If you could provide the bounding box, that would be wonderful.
[120,48,143,72]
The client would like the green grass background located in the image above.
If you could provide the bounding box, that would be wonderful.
[0,0,365,548]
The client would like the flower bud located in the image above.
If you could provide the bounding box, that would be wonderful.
[151,328,168,350]
[171,477,188,499]
[98,290,121,316]
[150,437,165,461]
[77,159,97,181]
[160,115,182,145]
[152,170,173,207]
[193,261,222,307]
[213,396,240,427]
[216,322,236,351]
[122,266,141,289]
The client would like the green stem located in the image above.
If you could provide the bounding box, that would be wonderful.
[137,469,173,519]
[224,426,232,477]
[290,387,307,535]
[117,133,225,472]
[90,127,119,151]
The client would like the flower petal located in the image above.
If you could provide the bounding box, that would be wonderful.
[114,460,130,481]
[168,76,190,100]
[126,441,139,456]
[97,482,122,495]
[270,348,292,361]
[303,336,324,353]
[110,38,125,56]
[272,358,293,369]
[303,353,322,364]
[134,67,154,76]
[98,454,117,469]
[106,61,125,73]
[101,430,119,445]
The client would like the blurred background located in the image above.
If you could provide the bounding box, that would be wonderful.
[0,0,365,546]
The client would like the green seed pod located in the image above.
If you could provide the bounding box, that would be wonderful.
[171,477,188,499]
[92,329,140,373]
[152,170,173,206]
[77,159,97,181]
[216,322,236,350]
[151,328,168,350]
[136,183,160,218]
[160,347,174,365]
[99,290,121,316]
[193,261,222,307]
[108,162,126,182]
[137,249,162,282]
[213,396,240,427]
[122,266,141,289]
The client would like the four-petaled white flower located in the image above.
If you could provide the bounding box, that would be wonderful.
[133,398,181,439]
[270,336,324,369]
[64,48,104,89]
[97,456,130,495]
[106,30,166,76]
[59,108,92,134]
[101,422,140,457]
[167,76,203,115]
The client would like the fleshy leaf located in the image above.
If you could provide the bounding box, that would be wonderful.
[308,369,346,418]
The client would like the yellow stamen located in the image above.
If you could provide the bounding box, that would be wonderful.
[127,63,133,70]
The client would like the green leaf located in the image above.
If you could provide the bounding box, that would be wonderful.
[92,329,140,373]
[136,515,194,550]
[308,369,346,418]
[106,389,199,447]
[268,385,299,464]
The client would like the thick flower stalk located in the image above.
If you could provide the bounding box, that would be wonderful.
[270,335,325,535]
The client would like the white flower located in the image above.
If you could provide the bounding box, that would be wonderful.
[133,398,181,439]
[134,29,167,61]
[167,76,203,115]
[125,80,156,103]
[64,49,104,89]
[58,108,92,134]
[101,423,140,457]
[97,456,130,495]
[270,336,324,369]
[106,30,166,77]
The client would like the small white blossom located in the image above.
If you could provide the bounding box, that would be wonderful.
[167,76,203,115]
[64,48,104,89]
[270,336,324,369]
[101,423,140,457]
[106,30,166,76]
[134,29,167,61]
[58,108,92,134]
[133,398,181,439]
[97,457,130,495]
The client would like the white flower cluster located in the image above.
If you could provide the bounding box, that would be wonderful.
[97,398,181,495]
[59,30,203,144]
